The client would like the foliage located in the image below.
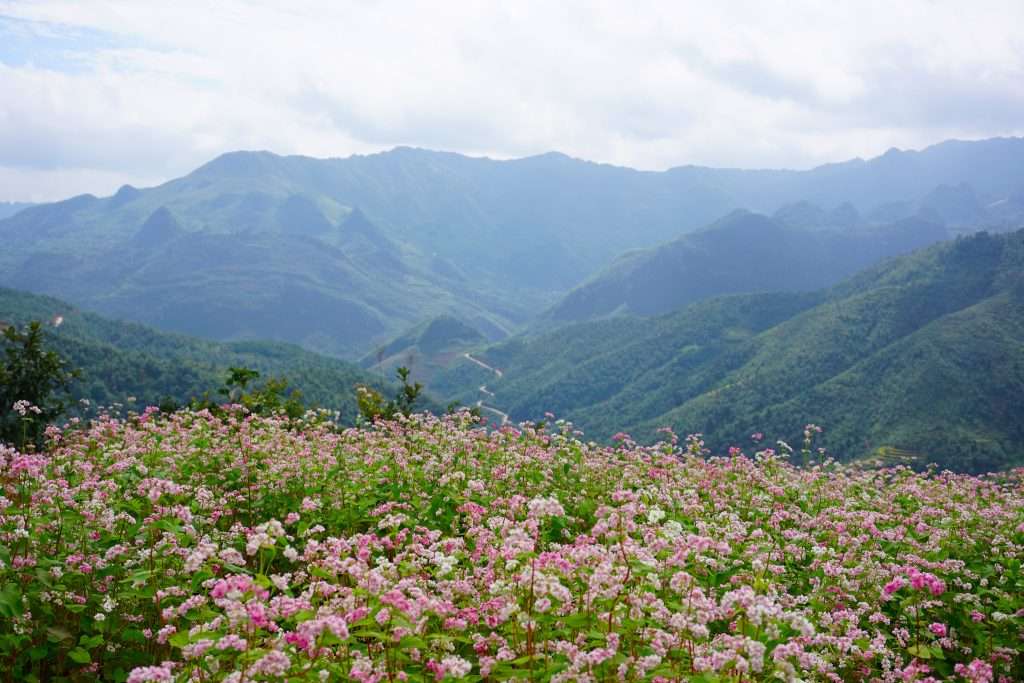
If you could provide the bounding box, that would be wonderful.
[0,321,78,450]
[356,366,423,422]
[0,411,1022,681]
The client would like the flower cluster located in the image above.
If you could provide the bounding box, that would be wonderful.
[0,408,1021,681]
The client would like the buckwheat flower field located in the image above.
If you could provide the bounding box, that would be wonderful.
[1,409,1022,682]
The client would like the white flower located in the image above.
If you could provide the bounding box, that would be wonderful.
[647,507,666,524]
[434,552,457,576]
[662,520,683,538]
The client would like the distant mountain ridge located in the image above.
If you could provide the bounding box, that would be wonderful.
[2,136,1022,358]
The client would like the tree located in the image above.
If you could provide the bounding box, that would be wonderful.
[0,321,79,450]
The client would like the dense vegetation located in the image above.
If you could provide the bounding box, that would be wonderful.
[2,138,1023,358]
[435,230,1024,473]
[0,288,402,423]
[0,410,1021,681]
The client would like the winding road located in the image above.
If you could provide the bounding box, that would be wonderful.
[463,353,509,425]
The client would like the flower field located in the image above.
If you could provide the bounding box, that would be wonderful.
[1,409,1022,682]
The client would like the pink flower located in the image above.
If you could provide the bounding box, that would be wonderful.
[954,659,994,683]
[928,622,947,637]
[126,665,172,683]
[251,650,290,676]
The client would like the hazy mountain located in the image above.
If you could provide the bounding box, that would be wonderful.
[0,199,523,357]
[2,136,1022,357]
[0,287,401,421]
[433,229,1024,473]
[545,210,950,323]
[0,202,34,220]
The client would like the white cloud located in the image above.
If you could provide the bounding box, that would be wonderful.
[0,0,1022,200]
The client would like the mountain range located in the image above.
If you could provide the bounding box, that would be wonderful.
[2,137,1024,358]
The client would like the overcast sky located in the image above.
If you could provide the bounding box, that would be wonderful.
[1,0,1023,202]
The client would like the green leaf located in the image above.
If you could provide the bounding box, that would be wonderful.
[398,635,428,650]
[906,644,932,659]
[79,634,104,649]
[68,647,92,664]
[169,631,191,649]
[0,583,23,618]
[121,629,146,644]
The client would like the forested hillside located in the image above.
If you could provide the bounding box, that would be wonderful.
[434,229,1024,472]
[0,288,400,421]
[545,210,950,322]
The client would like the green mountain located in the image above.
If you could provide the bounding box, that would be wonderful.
[432,230,1024,473]
[545,210,950,323]
[3,137,1023,357]
[0,287,403,422]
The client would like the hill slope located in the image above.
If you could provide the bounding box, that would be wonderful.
[433,230,1024,472]
[0,288,402,421]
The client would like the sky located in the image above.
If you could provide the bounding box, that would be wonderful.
[1,0,1023,202]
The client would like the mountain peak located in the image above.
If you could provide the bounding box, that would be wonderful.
[133,207,185,247]
[191,150,283,178]
[110,183,142,207]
